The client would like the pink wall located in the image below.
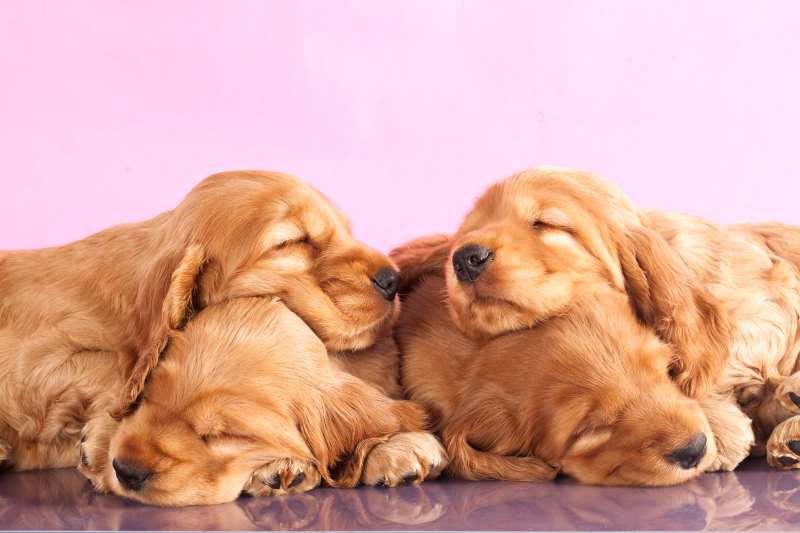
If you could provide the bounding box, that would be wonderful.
[2,1,799,252]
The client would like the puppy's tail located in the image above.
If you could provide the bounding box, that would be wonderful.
[443,429,558,482]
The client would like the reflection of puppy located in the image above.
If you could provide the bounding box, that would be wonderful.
[0,465,768,531]
[399,471,755,531]
[0,171,446,505]
[394,168,735,485]
[0,469,96,531]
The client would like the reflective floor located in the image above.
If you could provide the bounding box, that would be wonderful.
[1,459,799,531]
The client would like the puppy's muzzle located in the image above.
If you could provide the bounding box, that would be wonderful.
[453,244,494,282]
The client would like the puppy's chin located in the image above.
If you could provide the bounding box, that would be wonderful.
[321,299,399,352]
[445,276,541,339]
[447,294,531,340]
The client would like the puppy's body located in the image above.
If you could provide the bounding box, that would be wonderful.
[0,218,169,469]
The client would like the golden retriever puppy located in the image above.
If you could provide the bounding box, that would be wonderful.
[392,167,756,485]
[0,170,446,504]
[102,291,433,505]
[396,276,716,485]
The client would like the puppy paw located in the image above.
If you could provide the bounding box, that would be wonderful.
[244,458,321,496]
[708,437,753,472]
[700,395,754,472]
[767,415,800,469]
[362,432,448,487]
[76,415,117,492]
[774,373,800,414]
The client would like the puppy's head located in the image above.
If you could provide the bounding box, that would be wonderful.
[530,312,717,486]
[396,167,639,338]
[178,171,400,352]
[109,294,329,506]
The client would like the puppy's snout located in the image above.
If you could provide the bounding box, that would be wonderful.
[113,458,151,491]
[667,433,707,469]
[452,245,494,282]
[372,267,400,301]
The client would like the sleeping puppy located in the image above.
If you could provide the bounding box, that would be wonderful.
[101,289,436,505]
[392,167,753,485]
[0,170,446,504]
[427,167,800,472]
[639,216,800,468]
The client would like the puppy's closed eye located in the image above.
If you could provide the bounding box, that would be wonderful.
[570,427,613,455]
[532,208,574,233]
[276,236,312,249]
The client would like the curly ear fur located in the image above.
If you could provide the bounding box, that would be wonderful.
[441,415,558,482]
[294,377,430,487]
[113,245,206,418]
[616,226,731,398]
[390,234,452,294]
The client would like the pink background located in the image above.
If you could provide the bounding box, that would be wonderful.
[2,1,799,252]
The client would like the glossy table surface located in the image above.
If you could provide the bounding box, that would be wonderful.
[1,458,799,531]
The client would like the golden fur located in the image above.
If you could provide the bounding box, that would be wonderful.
[639,216,800,466]
[393,166,765,485]
[0,170,447,505]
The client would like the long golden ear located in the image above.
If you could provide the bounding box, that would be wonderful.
[113,245,206,418]
[616,226,731,398]
[389,234,452,294]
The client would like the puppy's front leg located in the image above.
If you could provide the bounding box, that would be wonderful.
[700,394,754,471]
[77,413,118,493]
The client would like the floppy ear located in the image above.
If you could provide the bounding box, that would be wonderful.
[113,245,206,418]
[616,226,731,398]
[389,234,452,294]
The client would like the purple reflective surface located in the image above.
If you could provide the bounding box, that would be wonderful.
[1,459,798,531]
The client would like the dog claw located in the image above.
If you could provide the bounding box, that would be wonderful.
[401,472,419,484]
[262,474,281,489]
[287,472,305,488]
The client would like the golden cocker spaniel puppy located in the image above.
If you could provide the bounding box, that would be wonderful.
[0,170,446,505]
[392,167,759,485]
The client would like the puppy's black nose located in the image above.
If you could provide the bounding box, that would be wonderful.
[452,244,493,282]
[113,458,151,491]
[667,433,707,470]
[372,267,400,301]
